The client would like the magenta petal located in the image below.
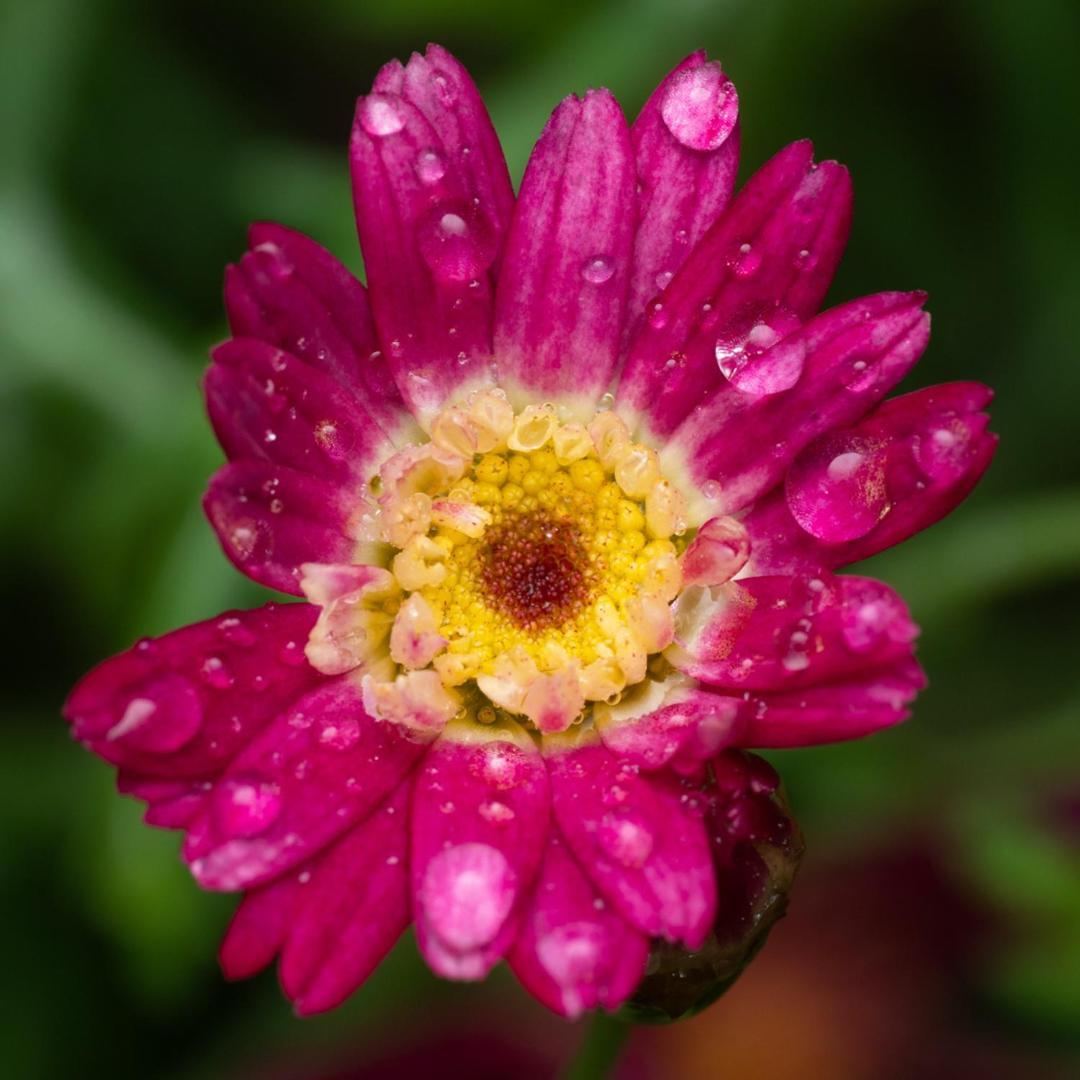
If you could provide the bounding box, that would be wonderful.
[597,686,746,773]
[182,677,429,890]
[224,224,407,435]
[546,741,716,948]
[219,870,303,980]
[739,657,927,747]
[665,291,930,516]
[204,460,366,595]
[627,53,739,334]
[350,74,504,425]
[745,382,997,573]
[373,45,514,256]
[411,724,550,980]
[117,773,209,829]
[494,90,636,415]
[65,603,321,779]
[281,783,411,1014]
[508,828,649,1018]
[205,338,395,484]
[673,573,919,691]
[617,141,852,438]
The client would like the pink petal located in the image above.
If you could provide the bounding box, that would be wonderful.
[224,223,408,435]
[617,140,851,438]
[64,603,321,779]
[508,828,648,1018]
[182,677,429,890]
[411,722,550,979]
[203,460,367,595]
[351,67,505,425]
[745,382,997,573]
[738,657,927,747]
[596,684,746,773]
[672,572,919,691]
[281,782,412,1014]
[664,291,930,517]
[494,90,635,416]
[546,740,716,948]
[373,45,514,257]
[627,52,740,335]
[116,773,210,829]
[219,869,303,980]
[205,338,396,485]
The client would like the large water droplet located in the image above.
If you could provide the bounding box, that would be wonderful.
[469,742,530,791]
[537,922,607,989]
[660,62,739,151]
[212,776,283,838]
[199,656,234,690]
[226,518,273,563]
[318,714,361,751]
[478,799,515,825]
[580,254,615,285]
[421,842,514,951]
[715,303,805,395]
[106,675,203,752]
[785,433,890,542]
[358,94,405,137]
[415,148,447,185]
[913,418,971,483]
[599,811,654,868]
[418,201,497,282]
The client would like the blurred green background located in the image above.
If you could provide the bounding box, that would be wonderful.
[2,0,1078,1076]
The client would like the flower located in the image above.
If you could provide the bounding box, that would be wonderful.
[64,45,996,1019]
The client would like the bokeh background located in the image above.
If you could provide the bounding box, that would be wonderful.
[3,0,1078,1076]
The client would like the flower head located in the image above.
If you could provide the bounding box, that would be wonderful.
[65,45,995,1018]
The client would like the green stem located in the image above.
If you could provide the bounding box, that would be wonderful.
[562,1012,632,1079]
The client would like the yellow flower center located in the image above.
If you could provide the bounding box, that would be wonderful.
[305,390,691,734]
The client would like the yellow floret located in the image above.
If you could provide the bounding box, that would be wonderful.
[475,453,509,486]
[569,458,604,493]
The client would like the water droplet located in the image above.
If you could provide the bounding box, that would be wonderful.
[199,656,234,690]
[432,71,457,107]
[654,269,673,291]
[318,715,360,751]
[581,254,615,285]
[793,247,819,271]
[785,433,890,542]
[478,799,515,825]
[314,419,350,461]
[418,201,497,282]
[105,675,203,752]
[647,301,668,330]
[421,843,514,951]
[359,94,405,137]
[278,640,306,666]
[415,147,447,184]
[216,617,256,648]
[470,742,530,791]
[715,303,804,394]
[733,243,761,278]
[598,812,654,868]
[660,61,739,151]
[913,418,970,483]
[212,776,282,838]
[537,922,607,989]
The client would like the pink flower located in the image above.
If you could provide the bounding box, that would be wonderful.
[64,45,995,1019]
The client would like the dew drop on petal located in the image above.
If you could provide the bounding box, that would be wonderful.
[469,741,530,791]
[536,921,606,989]
[785,433,890,542]
[106,675,203,752]
[660,62,739,151]
[421,842,515,951]
[199,655,234,690]
[598,811,654,868]
[318,714,361,751]
[212,776,283,838]
[715,302,804,394]
[415,148,447,185]
[418,201,497,282]
[581,255,615,285]
[478,799,515,825]
[359,94,405,137]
